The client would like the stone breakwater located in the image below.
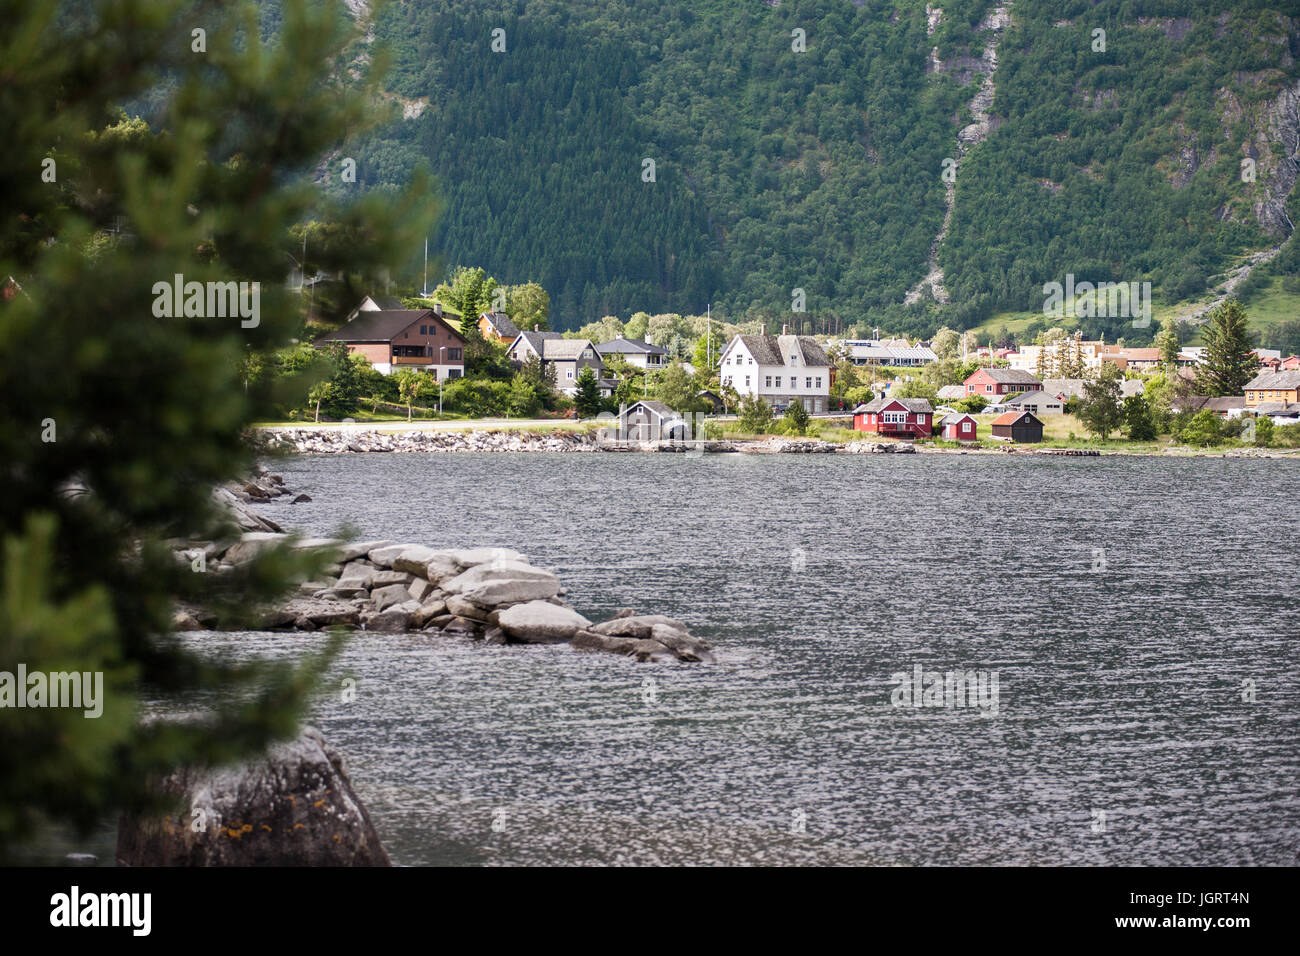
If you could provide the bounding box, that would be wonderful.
[176,536,715,664]
[256,428,922,455]
[259,428,600,454]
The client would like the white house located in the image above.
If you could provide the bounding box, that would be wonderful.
[719,332,831,413]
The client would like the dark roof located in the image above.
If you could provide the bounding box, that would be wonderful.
[1253,402,1300,415]
[623,400,677,419]
[731,334,831,368]
[970,368,1042,384]
[992,411,1041,426]
[479,311,520,338]
[316,309,464,345]
[1171,396,1247,412]
[512,331,564,356]
[1245,370,1300,390]
[596,337,669,356]
[854,397,933,413]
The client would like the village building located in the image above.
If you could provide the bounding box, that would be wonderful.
[1003,390,1065,415]
[1098,346,1163,372]
[506,331,616,396]
[991,410,1044,442]
[315,305,466,378]
[1171,396,1248,418]
[936,384,966,402]
[1251,402,1300,425]
[595,335,670,371]
[852,396,934,438]
[615,400,689,441]
[1243,369,1300,408]
[719,332,831,413]
[937,412,978,441]
[963,367,1043,397]
[841,339,938,366]
[477,311,520,344]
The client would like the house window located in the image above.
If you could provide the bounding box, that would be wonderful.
[986,385,993,392]
[567,370,574,379]
[805,377,812,388]
[775,376,782,387]
[765,376,772,387]
[744,376,750,386]
[447,348,462,361]
[816,377,822,388]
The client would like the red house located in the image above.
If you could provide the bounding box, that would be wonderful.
[853,397,933,438]
[963,367,1042,396]
[937,412,978,440]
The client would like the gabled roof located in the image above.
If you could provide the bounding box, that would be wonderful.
[510,330,564,356]
[936,385,966,399]
[937,412,977,427]
[854,397,934,414]
[1245,370,1300,390]
[596,337,669,356]
[316,309,464,345]
[479,311,519,338]
[992,411,1041,426]
[1004,390,1062,406]
[967,368,1042,384]
[624,400,677,419]
[729,334,830,368]
[543,338,600,360]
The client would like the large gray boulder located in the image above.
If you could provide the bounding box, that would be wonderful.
[441,562,561,606]
[497,601,591,644]
[115,726,390,866]
[390,546,447,578]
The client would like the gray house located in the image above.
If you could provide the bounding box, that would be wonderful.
[507,331,614,396]
[617,400,689,441]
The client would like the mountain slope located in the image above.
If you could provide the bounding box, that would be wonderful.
[346,0,1299,335]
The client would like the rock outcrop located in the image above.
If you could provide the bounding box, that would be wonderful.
[116,726,390,866]
[175,535,715,664]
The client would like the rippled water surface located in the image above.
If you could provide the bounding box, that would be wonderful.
[193,452,1300,865]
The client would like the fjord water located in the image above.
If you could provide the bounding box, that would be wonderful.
[210,452,1299,865]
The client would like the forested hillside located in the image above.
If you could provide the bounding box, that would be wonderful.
[333,0,1299,338]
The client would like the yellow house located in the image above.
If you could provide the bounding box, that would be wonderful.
[1244,370,1300,407]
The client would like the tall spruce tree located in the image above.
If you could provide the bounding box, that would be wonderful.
[1194,300,1257,397]
[0,0,435,858]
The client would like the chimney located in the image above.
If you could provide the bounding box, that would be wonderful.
[782,324,789,335]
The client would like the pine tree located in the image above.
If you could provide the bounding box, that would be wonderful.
[573,366,602,416]
[0,0,435,859]
[1194,301,1257,397]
